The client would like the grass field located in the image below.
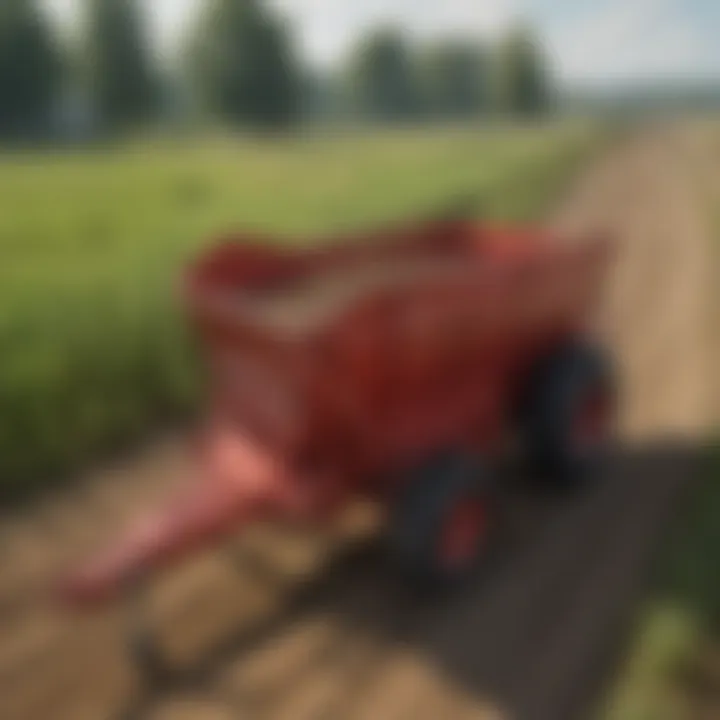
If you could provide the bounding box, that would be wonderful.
[0,123,601,501]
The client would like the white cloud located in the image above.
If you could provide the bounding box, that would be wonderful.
[547,0,719,84]
[271,0,517,67]
[44,0,75,27]
[147,0,199,51]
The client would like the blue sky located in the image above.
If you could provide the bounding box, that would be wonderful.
[45,0,720,85]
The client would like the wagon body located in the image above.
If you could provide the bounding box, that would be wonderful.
[189,219,609,501]
[59,217,612,606]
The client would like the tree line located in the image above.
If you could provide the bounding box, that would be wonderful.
[345,26,550,123]
[0,0,552,138]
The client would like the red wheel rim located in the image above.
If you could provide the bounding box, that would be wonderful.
[439,498,487,570]
[574,388,611,450]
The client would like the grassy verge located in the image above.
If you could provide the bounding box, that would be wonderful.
[600,451,720,720]
[0,123,602,502]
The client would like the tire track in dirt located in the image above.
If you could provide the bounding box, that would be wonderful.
[0,125,714,720]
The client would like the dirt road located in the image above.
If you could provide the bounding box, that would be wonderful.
[0,125,715,720]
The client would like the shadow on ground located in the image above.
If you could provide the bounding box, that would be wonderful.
[123,437,707,720]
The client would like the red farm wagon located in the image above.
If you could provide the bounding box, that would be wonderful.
[58,210,616,675]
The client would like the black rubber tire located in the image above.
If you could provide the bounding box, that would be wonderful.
[520,341,615,489]
[388,452,495,587]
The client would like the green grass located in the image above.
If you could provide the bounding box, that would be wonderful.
[600,451,720,720]
[0,123,601,502]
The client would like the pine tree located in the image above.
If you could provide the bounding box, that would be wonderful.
[0,0,62,136]
[188,0,300,128]
[85,0,158,129]
[495,25,551,117]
